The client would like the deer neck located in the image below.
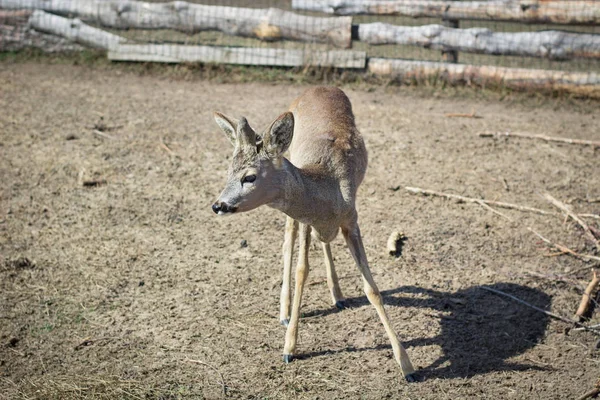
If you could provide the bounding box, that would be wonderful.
[267,158,326,224]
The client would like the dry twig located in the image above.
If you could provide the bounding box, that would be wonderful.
[526,228,600,263]
[93,129,116,140]
[479,131,600,147]
[185,358,227,396]
[575,270,600,321]
[445,109,482,119]
[405,186,554,215]
[481,286,599,334]
[544,193,600,252]
[406,186,600,263]
[159,137,175,156]
[406,187,600,220]
[578,378,600,400]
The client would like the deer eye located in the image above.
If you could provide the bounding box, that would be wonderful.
[242,174,256,184]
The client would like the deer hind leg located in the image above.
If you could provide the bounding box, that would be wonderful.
[280,216,298,326]
[342,223,416,382]
[283,223,311,363]
[322,242,347,309]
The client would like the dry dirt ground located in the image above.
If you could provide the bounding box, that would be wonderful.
[1,62,599,399]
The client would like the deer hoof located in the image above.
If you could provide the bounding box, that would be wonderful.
[283,354,293,363]
[335,300,348,310]
[280,319,289,327]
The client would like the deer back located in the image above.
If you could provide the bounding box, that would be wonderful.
[287,87,368,193]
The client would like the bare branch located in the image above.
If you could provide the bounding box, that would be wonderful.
[480,131,600,147]
[480,286,599,334]
[406,186,600,263]
[544,193,600,252]
[185,358,227,396]
[405,186,554,215]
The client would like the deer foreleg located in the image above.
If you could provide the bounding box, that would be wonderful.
[342,223,416,382]
[280,216,298,326]
[283,223,311,362]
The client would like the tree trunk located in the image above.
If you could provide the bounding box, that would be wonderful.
[28,10,126,50]
[292,0,600,25]
[359,23,600,60]
[0,0,353,48]
[368,58,600,97]
[0,9,86,52]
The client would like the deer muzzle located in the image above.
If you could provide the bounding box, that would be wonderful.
[212,201,237,215]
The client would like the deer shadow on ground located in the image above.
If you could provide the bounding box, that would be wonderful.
[301,282,552,380]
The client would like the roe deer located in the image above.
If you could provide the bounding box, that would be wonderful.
[212,87,415,381]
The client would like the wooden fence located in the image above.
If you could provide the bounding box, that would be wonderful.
[1,0,599,95]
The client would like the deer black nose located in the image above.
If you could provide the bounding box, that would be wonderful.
[212,202,237,214]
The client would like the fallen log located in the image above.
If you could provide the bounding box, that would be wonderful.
[0,9,30,19]
[368,58,600,97]
[0,9,30,51]
[0,9,86,52]
[109,44,366,68]
[28,10,126,50]
[292,0,600,25]
[359,23,600,60]
[0,0,353,48]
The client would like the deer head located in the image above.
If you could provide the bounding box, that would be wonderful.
[212,111,294,215]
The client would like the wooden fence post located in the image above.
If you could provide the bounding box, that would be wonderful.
[442,0,459,63]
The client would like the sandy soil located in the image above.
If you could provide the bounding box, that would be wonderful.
[1,62,599,399]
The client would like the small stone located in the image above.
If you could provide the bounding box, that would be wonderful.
[8,338,19,347]
[138,281,145,287]
[240,239,248,248]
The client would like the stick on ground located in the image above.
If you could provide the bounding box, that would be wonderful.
[445,110,482,119]
[159,137,175,156]
[405,186,555,215]
[480,286,599,334]
[406,186,600,263]
[405,187,598,220]
[577,379,600,400]
[544,193,600,252]
[527,228,600,263]
[479,131,600,147]
[93,129,116,140]
[185,358,227,396]
[574,270,600,321]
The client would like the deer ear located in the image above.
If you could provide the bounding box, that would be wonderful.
[262,112,294,158]
[213,111,237,146]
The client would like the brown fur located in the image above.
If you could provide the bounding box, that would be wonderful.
[213,87,415,381]
[288,87,367,198]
